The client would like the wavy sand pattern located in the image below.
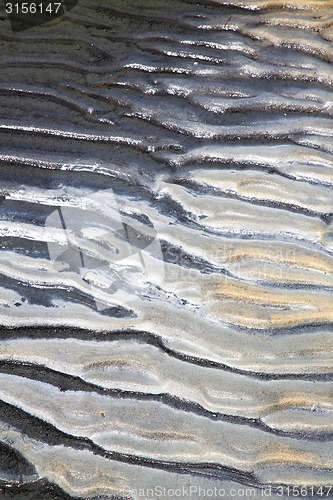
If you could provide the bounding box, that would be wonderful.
[0,0,332,498]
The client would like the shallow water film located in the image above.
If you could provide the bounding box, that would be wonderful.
[0,0,332,498]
